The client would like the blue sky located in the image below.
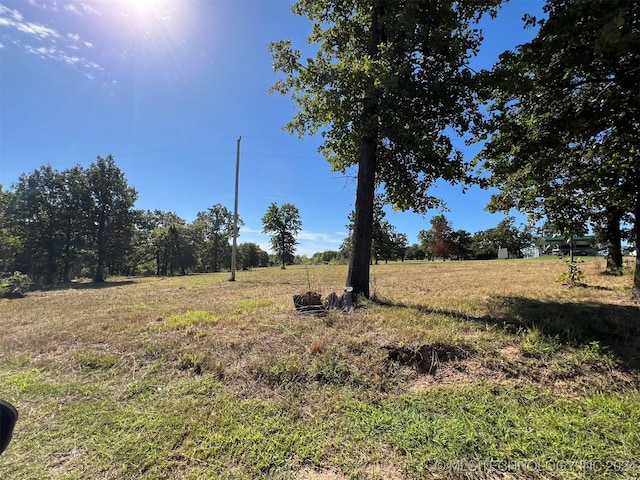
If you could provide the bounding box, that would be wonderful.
[0,0,544,256]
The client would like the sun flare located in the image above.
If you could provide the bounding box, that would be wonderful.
[129,0,170,20]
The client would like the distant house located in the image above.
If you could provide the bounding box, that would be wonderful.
[542,236,596,256]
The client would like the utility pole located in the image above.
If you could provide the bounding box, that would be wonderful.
[230,136,241,281]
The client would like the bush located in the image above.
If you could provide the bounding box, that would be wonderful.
[0,272,31,298]
[557,259,586,286]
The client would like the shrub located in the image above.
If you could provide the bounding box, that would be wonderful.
[0,272,31,298]
[557,259,585,286]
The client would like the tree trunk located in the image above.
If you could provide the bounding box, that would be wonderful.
[346,0,383,300]
[63,216,72,283]
[604,206,623,273]
[95,216,106,283]
[630,194,640,302]
[347,135,377,298]
[213,235,220,272]
[281,234,286,269]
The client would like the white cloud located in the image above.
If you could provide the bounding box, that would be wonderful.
[1,3,103,78]
[0,4,23,21]
[63,54,81,65]
[298,231,344,245]
[80,2,101,16]
[240,227,264,235]
[64,4,81,15]
[19,21,59,38]
[0,12,61,40]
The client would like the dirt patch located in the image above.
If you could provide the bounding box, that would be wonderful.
[404,346,640,398]
[383,343,472,374]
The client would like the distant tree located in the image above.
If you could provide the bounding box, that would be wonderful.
[311,250,340,265]
[270,0,502,298]
[419,215,456,260]
[196,204,238,272]
[338,235,352,261]
[392,232,409,262]
[58,166,89,282]
[452,229,473,259]
[471,217,533,259]
[237,242,269,269]
[262,203,302,269]
[405,243,426,260]
[85,155,137,283]
[417,228,435,260]
[432,216,456,260]
[150,211,187,276]
[128,210,159,275]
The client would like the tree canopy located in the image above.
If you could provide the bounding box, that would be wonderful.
[270,0,501,298]
[262,202,302,269]
[476,0,640,296]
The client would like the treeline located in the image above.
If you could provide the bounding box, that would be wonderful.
[308,214,533,266]
[0,156,269,284]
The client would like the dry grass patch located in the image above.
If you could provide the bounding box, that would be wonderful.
[1,258,639,479]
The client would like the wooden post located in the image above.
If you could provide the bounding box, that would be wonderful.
[230,136,241,281]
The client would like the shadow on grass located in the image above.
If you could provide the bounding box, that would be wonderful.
[29,280,136,292]
[374,296,640,370]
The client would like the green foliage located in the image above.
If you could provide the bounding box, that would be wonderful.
[0,271,30,298]
[521,328,559,359]
[557,259,586,287]
[471,216,533,259]
[195,204,239,272]
[85,155,138,283]
[237,242,269,269]
[270,0,502,297]
[262,202,302,269]
[477,0,640,296]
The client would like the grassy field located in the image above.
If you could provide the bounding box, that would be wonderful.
[1,256,639,479]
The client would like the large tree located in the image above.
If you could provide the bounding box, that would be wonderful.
[476,0,640,297]
[85,155,137,283]
[262,202,302,269]
[7,166,68,283]
[0,186,19,274]
[270,0,501,298]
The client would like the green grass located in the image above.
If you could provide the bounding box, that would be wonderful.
[164,310,219,329]
[1,258,639,479]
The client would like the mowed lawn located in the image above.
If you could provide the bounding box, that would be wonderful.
[1,257,639,479]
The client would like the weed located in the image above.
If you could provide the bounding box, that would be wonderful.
[521,328,560,359]
[557,259,586,286]
[165,310,219,329]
